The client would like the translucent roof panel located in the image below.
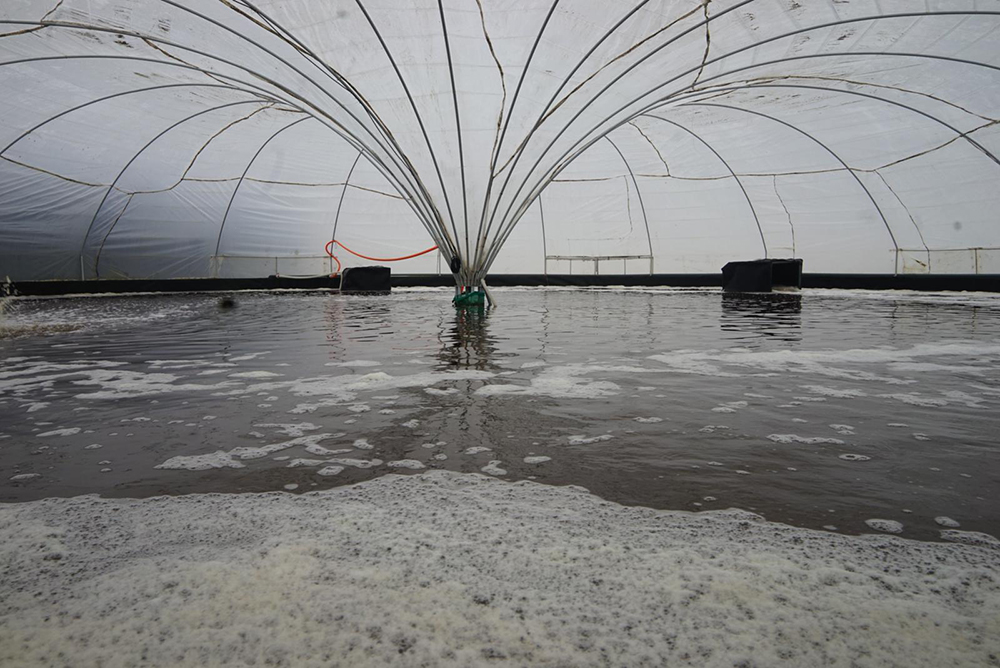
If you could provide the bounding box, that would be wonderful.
[2,1,999,282]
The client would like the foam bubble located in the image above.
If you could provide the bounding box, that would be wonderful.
[633,417,663,423]
[865,519,904,534]
[386,460,425,470]
[934,517,961,528]
[9,473,40,481]
[37,427,80,437]
[567,434,614,445]
[317,466,345,476]
[463,447,492,455]
[481,461,507,476]
[839,454,871,462]
[523,456,551,464]
[768,434,845,445]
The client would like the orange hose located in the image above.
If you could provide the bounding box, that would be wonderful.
[324,239,438,263]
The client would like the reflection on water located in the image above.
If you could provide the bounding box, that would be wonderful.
[438,306,498,371]
[720,292,802,342]
[1,287,999,542]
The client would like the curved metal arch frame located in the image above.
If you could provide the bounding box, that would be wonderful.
[479,0,754,273]
[489,48,1000,269]
[484,11,1000,266]
[349,0,462,257]
[0,82,277,157]
[0,52,453,256]
[151,0,452,254]
[436,0,470,280]
[650,81,1000,168]
[689,101,899,270]
[473,0,563,272]
[644,114,767,258]
[330,151,364,253]
[84,99,273,278]
[213,116,314,266]
[603,136,655,268]
[0,19,445,242]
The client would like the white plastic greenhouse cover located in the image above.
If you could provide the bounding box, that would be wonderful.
[1,0,999,283]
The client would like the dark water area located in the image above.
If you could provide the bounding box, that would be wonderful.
[1,287,998,541]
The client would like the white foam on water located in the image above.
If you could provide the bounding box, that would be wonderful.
[401,419,420,428]
[378,408,396,415]
[9,473,40,481]
[283,484,298,491]
[386,460,425,470]
[155,451,246,471]
[353,438,373,450]
[633,417,663,423]
[567,434,614,445]
[425,387,459,396]
[476,364,629,399]
[935,517,961,528]
[325,360,381,367]
[913,433,931,441]
[433,453,448,461]
[25,402,49,413]
[84,443,103,450]
[463,446,492,455]
[37,427,80,437]
[228,371,283,379]
[325,458,383,469]
[939,530,1000,547]
[888,422,909,428]
[316,466,345,476]
[768,434,845,445]
[839,454,871,462]
[649,342,1000,385]
[523,456,551,464]
[228,351,271,362]
[286,459,326,468]
[2,471,997,667]
[481,461,508,476]
[865,519,904,534]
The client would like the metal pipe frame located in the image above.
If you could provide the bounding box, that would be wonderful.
[482,11,1000,271]
[213,116,314,268]
[603,136,655,273]
[644,114,767,258]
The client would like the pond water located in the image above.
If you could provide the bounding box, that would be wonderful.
[2,287,998,541]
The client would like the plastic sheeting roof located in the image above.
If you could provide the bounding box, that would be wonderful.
[2,1,999,282]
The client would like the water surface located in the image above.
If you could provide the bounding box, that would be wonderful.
[2,287,998,541]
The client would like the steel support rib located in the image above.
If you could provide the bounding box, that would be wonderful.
[689,102,899,269]
[603,136,655,271]
[331,152,364,251]
[473,0,562,278]
[82,100,269,278]
[481,0,754,272]
[0,20,441,238]
[437,0,470,282]
[649,82,1000,168]
[350,0,462,259]
[151,0,452,256]
[486,11,1000,266]
[645,115,767,258]
[0,83,271,157]
[487,47,1000,270]
[213,116,313,269]
[0,52,446,250]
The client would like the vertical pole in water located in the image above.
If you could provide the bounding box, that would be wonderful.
[80,255,85,281]
[480,279,497,307]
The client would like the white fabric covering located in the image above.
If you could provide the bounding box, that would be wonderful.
[2,1,999,281]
